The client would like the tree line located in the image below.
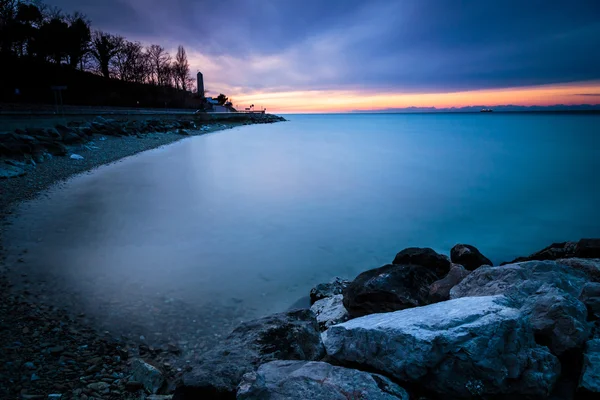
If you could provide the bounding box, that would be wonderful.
[0,0,196,93]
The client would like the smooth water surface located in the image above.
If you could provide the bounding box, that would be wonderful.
[4,113,600,345]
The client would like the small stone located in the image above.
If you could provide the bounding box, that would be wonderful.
[31,373,40,381]
[69,154,84,160]
[125,380,143,392]
[24,361,35,369]
[47,395,62,399]
[48,346,64,355]
[86,382,110,393]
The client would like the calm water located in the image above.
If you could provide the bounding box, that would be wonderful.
[4,113,600,345]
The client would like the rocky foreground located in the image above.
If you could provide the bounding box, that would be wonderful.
[173,239,600,400]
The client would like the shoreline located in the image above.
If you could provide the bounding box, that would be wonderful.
[0,116,284,399]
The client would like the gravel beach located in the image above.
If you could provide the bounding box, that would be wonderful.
[0,118,280,399]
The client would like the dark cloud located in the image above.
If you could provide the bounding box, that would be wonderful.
[46,0,600,93]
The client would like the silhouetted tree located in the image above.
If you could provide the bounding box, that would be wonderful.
[173,45,190,91]
[217,93,228,105]
[90,30,123,78]
[146,44,171,86]
[38,17,70,64]
[113,40,151,83]
[66,13,91,69]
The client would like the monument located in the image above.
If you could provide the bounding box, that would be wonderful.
[197,72,205,99]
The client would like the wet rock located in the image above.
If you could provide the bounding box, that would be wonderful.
[450,261,590,356]
[0,164,26,179]
[428,264,470,303]
[343,264,438,318]
[69,154,84,160]
[174,309,324,399]
[86,382,110,393]
[309,277,349,305]
[503,239,600,265]
[237,360,409,400]
[392,247,451,276]
[579,339,600,395]
[324,295,560,398]
[450,244,492,270]
[557,258,600,282]
[310,295,349,331]
[132,359,164,394]
[580,282,600,320]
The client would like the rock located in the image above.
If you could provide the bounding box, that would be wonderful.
[61,130,84,144]
[177,129,191,135]
[343,264,438,318]
[576,239,600,258]
[323,295,560,398]
[579,339,600,395]
[125,380,144,391]
[70,154,84,160]
[502,239,600,265]
[450,261,591,356]
[47,395,62,399]
[428,264,470,303]
[450,244,492,270]
[0,164,26,179]
[392,247,451,276]
[174,309,324,399]
[48,346,64,355]
[86,382,110,393]
[132,359,164,394]
[237,360,409,400]
[580,282,600,320]
[44,142,68,156]
[557,258,600,282]
[309,277,350,304]
[310,295,349,331]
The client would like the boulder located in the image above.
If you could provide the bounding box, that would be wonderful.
[450,261,591,356]
[428,264,470,303]
[173,309,324,400]
[309,277,350,304]
[324,295,560,398]
[61,130,85,144]
[557,258,600,282]
[580,283,600,320]
[392,247,451,276]
[310,295,349,331]
[237,360,409,400]
[44,142,68,156]
[575,239,600,259]
[131,359,164,394]
[502,239,600,265]
[450,244,492,270]
[0,163,26,178]
[343,264,438,318]
[579,339,600,395]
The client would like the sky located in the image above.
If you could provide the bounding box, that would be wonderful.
[48,0,600,112]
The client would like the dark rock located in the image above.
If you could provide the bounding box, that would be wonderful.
[44,142,68,156]
[324,295,560,399]
[392,247,451,276]
[428,264,470,303]
[580,283,600,320]
[451,261,591,356]
[0,164,26,179]
[125,381,144,392]
[309,295,349,331]
[450,244,492,270]
[173,309,324,400]
[131,359,164,394]
[237,360,409,400]
[61,130,85,144]
[576,239,600,259]
[578,339,600,395]
[309,277,350,305]
[343,264,438,318]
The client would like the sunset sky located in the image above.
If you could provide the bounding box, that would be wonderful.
[48,0,600,112]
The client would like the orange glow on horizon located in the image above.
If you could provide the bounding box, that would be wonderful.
[228,81,600,113]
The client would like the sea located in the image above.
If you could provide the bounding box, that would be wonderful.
[4,112,600,345]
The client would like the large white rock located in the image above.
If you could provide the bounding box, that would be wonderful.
[323,295,560,398]
[237,360,409,400]
[310,295,349,331]
[450,261,591,355]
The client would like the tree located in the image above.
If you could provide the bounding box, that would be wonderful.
[66,13,91,69]
[173,45,190,91]
[146,44,171,86]
[38,17,70,64]
[90,30,123,78]
[216,93,228,105]
[113,40,151,83]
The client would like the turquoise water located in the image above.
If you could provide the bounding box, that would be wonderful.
[5,112,600,342]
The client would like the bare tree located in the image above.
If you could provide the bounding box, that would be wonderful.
[146,44,171,86]
[173,45,190,91]
[90,30,123,78]
[113,40,151,83]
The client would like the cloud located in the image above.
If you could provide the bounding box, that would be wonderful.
[48,0,600,99]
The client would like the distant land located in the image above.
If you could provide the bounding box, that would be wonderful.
[352,104,600,113]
